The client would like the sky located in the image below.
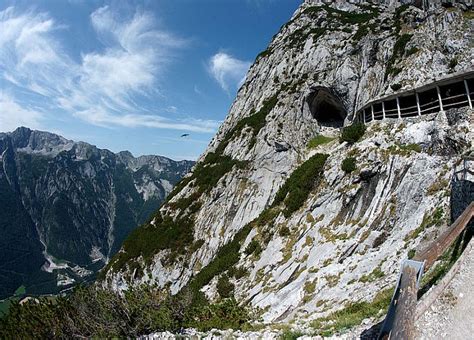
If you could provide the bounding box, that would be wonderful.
[0,0,301,160]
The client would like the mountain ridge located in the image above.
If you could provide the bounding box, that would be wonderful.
[0,126,194,299]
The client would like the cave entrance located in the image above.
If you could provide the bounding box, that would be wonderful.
[307,88,347,128]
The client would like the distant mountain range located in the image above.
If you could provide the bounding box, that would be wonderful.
[0,127,194,299]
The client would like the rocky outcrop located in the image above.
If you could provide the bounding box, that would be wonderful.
[103,0,473,329]
[0,127,193,299]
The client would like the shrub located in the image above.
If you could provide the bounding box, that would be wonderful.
[341,157,357,173]
[0,285,251,338]
[273,153,329,217]
[110,215,195,272]
[391,83,402,91]
[217,275,235,298]
[340,123,366,144]
[385,33,413,79]
[405,47,419,56]
[281,330,304,340]
[244,240,262,256]
[279,226,291,237]
[233,267,249,279]
[448,57,458,70]
[183,298,249,331]
[228,266,248,279]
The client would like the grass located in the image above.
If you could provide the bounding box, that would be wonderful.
[426,178,449,196]
[273,153,329,217]
[359,266,385,283]
[387,143,422,156]
[280,330,304,340]
[311,287,393,336]
[308,135,335,148]
[404,207,444,241]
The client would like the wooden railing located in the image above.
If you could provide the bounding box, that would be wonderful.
[378,201,474,339]
[356,73,474,124]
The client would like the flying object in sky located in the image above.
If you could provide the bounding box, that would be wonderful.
[181,133,190,138]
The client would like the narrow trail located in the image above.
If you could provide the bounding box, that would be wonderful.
[415,239,474,339]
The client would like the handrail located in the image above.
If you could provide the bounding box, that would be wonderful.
[379,202,474,339]
[355,73,474,123]
[413,202,474,270]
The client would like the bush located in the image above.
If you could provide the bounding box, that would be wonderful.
[0,285,251,338]
[110,215,195,272]
[341,157,357,173]
[340,123,366,144]
[391,83,402,91]
[279,226,291,237]
[273,153,329,217]
[448,57,458,69]
[217,275,235,298]
[233,267,249,279]
[244,240,262,256]
[183,298,249,331]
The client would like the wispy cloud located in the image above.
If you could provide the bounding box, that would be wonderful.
[208,52,251,93]
[0,6,219,133]
[0,92,43,132]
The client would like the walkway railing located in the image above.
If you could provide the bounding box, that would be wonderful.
[378,201,474,339]
[356,72,474,124]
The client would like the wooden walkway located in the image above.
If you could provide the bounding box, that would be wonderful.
[356,71,474,123]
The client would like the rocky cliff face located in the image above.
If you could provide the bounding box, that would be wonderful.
[103,1,473,328]
[0,127,193,299]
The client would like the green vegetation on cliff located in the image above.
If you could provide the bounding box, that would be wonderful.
[273,153,329,217]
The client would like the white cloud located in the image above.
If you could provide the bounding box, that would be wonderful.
[208,52,251,93]
[0,92,43,131]
[0,6,217,133]
[73,107,220,133]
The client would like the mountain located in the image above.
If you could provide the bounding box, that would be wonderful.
[103,0,473,327]
[1,1,473,337]
[0,127,193,299]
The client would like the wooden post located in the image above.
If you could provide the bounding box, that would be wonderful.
[382,101,386,120]
[436,86,444,111]
[391,266,417,340]
[396,97,401,119]
[415,92,421,116]
[464,79,472,109]
[371,105,375,121]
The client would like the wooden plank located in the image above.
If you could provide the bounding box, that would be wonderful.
[390,266,417,340]
[413,202,474,270]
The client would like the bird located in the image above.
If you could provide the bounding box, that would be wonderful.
[180,133,190,138]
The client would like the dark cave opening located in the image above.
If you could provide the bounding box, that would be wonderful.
[308,88,347,128]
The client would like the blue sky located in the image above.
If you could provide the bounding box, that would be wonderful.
[0,0,300,160]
